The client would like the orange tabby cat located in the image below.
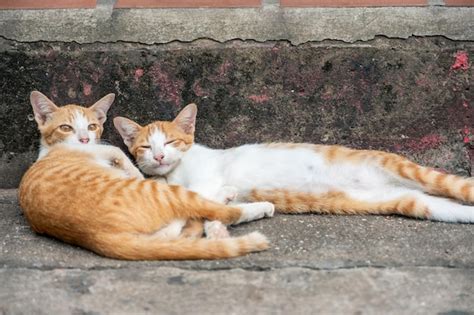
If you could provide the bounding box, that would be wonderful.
[115,103,474,223]
[18,91,274,260]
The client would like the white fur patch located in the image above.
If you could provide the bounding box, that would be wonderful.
[139,130,184,176]
[69,110,96,144]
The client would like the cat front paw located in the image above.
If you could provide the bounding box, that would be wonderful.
[261,201,275,217]
[236,201,275,224]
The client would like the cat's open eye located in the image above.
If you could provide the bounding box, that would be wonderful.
[88,124,98,131]
[140,145,151,149]
[59,124,73,132]
[165,139,178,145]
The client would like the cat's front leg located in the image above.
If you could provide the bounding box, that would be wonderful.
[98,146,144,179]
[110,154,144,179]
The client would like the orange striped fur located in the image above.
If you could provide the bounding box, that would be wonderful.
[19,92,273,260]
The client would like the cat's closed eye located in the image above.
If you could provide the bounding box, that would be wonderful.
[140,145,151,149]
[165,139,178,145]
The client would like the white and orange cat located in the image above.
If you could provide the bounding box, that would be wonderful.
[19,91,274,260]
[114,103,474,223]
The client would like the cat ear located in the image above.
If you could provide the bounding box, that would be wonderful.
[173,103,197,134]
[113,117,142,148]
[30,91,58,125]
[90,93,115,124]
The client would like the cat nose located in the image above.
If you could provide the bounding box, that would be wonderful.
[154,153,165,162]
[79,137,90,144]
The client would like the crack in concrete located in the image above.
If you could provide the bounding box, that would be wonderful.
[1,34,473,49]
[1,263,472,273]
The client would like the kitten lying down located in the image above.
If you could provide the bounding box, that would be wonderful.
[115,103,474,229]
[19,91,274,260]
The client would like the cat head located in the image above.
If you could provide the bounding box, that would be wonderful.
[30,91,115,150]
[113,103,197,176]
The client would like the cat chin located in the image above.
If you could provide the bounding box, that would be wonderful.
[141,162,174,176]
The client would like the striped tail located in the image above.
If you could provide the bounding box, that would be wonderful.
[317,145,474,204]
[374,152,474,203]
[89,231,269,260]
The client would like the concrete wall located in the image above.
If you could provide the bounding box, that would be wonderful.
[0,5,473,187]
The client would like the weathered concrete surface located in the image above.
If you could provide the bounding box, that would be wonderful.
[1,37,473,187]
[1,189,473,314]
[0,6,473,44]
[1,267,473,315]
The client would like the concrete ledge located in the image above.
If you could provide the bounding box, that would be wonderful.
[0,7,473,44]
[1,267,473,314]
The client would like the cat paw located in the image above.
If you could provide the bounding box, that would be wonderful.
[216,186,239,204]
[261,202,275,217]
[204,220,230,239]
[236,202,275,224]
[154,219,186,240]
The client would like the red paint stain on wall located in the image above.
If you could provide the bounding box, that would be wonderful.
[248,94,271,103]
[451,51,469,70]
[462,126,472,145]
[218,61,232,77]
[134,68,144,82]
[407,134,443,151]
[91,72,100,83]
[82,83,92,96]
[149,64,184,107]
[50,85,58,98]
[192,81,209,97]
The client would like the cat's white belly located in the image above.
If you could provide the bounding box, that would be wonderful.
[167,144,393,200]
[221,146,389,195]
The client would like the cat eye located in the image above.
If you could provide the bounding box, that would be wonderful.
[59,125,73,132]
[88,124,98,131]
[140,145,151,149]
[165,139,178,145]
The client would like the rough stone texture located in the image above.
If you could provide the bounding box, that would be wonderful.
[1,189,473,314]
[0,7,473,44]
[1,37,473,187]
[1,267,473,315]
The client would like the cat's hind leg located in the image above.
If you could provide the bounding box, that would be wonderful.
[204,220,230,239]
[180,219,204,239]
[152,219,187,240]
[249,187,474,223]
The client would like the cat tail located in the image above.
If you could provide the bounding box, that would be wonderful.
[91,231,269,260]
[317,146,474,203]
[375,152,474,203]
[248,188,474,223]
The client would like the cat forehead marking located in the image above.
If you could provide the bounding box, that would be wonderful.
[149,129,167,148]
[72,110,90,130]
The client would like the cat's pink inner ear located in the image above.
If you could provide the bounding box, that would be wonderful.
[113,117,141,148]
[174,103,197,134]
[91,93,115,124]
[30,91,58,125]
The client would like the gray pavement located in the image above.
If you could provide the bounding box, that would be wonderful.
[1,189,473,314]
